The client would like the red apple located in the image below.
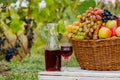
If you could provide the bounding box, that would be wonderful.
[98,27,112,39]
[111,27,116,36]
[116,27,120,37]
[117,17,120,27]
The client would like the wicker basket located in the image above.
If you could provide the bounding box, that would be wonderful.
[71,37,120,70]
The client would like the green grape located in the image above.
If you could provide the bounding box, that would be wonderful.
[74,35,78,39]
[75,35,81,39]
[78,32,84,36]
[78,36,85,40]
[79,28,83,32]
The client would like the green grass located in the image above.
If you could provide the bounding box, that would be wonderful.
[0,51,79,80]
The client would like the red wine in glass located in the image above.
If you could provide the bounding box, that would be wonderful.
[61,46,73,59]
[45,50,61,71]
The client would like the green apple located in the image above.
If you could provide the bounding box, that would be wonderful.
[106,20,117,29]
[98,27,111,39]
[116,27,120,37]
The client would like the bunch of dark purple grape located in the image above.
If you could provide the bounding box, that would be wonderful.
[24,18,34,49]
[2,47,18,61]
[0,37,18,61]
[102,9,118,22]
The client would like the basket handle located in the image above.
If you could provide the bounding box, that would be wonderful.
[93,25,100,40]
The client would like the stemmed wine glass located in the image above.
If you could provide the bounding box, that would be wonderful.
[60,37,73,71]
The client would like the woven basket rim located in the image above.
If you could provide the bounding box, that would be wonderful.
[71,37,120,42]
[71,37,120,47]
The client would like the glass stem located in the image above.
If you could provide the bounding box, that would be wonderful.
[64,58,68,71]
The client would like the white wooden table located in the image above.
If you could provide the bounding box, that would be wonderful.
[38,67,120,80]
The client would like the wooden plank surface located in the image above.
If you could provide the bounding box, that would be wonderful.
[38,67,120,80]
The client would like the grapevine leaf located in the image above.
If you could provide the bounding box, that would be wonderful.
[77,0,96,14]
[60,0,71,5]
[9,18,22,34]
[39,25,48,41]
[45,0,55,6]
[17,8,27,20]
[65,6,77,22]
[55,20,65,34]
[39,7,52,22]
[31,3,41,22]
[8,7,23,34]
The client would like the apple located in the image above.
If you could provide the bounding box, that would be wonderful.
[111,27,116,36]
[116,27,120,37]
[117,17,120,27]
[98,27,111,39]
[105,20,117,29]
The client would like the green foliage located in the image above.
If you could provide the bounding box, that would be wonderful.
[65,6,77,22]
[0,0,17,3]
[4,7,22,34]
[37,0,97,44]
[39,25,48,41]
[55,20,66,34]
[0,52,79,80]
[17,8,27,20]
[9,19,22,34]
[0,0,98,52]
[30,0,41,22]
[3,54,45,80]
[77,0,96,14]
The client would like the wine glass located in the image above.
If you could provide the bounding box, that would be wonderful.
[60,37,73,71]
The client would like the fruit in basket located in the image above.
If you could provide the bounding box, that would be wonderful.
[117,17,120,26]
[65,7,119,40]
[111,27,116,36]
[116,27,120,37]
[105,20,117,29]
[98,27,111,39]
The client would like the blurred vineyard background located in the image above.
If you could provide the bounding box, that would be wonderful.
[0,0,120,80]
